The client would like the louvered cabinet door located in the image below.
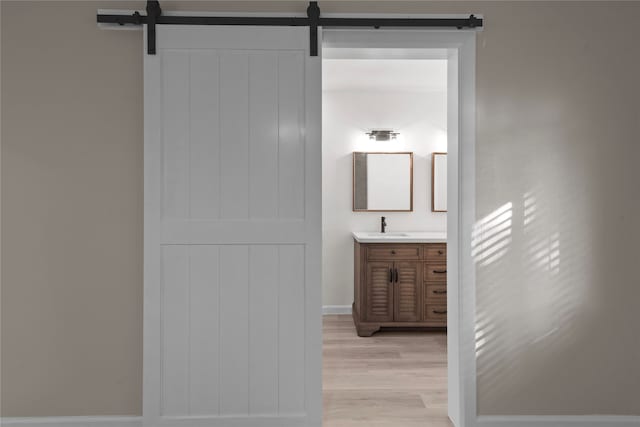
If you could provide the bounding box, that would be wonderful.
[394,261,422,322]
[365,262,394,322]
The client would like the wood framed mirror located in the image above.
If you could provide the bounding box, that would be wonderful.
[432,152,447,212]
[353,152,413,212]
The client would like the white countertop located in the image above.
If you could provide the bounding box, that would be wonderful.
[352,231,447,243]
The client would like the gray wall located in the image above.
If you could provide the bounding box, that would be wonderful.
[1,0,145,417]
[2,0,639,418]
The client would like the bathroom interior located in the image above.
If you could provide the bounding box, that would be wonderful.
[322,51,451,425]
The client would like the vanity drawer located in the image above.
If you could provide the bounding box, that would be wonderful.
[425,244,447,262]
[367,245,422,260]
[424,304,448,323]
[424,264,447,282]
[425,284,447,302]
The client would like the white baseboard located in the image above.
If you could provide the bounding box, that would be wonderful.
[0,416,142,427]
[3,414,638,427]
[0,415,308,427]
[477,415,640,427]
[322,305,352,315]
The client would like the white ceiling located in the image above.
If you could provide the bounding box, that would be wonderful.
[322,59,447,93]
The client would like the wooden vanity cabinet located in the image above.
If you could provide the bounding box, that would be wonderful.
[353,241,447,337]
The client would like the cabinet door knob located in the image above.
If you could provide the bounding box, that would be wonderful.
[390,250,396,255]
[438,250,443,255]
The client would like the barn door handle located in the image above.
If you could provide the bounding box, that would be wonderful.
[433,269,447,274]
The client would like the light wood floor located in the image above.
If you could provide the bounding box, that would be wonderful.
[323,315,453,427]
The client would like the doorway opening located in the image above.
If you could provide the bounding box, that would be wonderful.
[320,31,467,427]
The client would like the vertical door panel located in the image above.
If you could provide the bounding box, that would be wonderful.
[278,245,306,414]
[248,245,279,414]
[161,245,190,416]
[162,51,190,220]
[219,245,250,415]
[219,53,250,220]
[189,245,220,416]
[189,52,221,220]
[249,54,280,220]
[278,52,305,220]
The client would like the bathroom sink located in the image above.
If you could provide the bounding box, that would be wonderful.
[352,231,447,243]
[363,232,409,238]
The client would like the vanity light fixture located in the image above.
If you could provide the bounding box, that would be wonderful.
[366,130,399,141]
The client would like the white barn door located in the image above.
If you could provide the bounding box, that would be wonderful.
[144,25,321,427]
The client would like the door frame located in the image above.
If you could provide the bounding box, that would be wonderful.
[323,28,478,427]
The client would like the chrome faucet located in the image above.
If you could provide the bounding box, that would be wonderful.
[381,216,387,233]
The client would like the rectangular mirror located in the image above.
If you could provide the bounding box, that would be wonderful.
[432,152,447,212]
[353,152,413,212]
